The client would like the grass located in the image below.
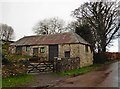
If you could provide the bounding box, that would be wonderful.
[58,64,101,76]
[2,74,34,87]
[15,55,31,59]
[0,77,2,89]
[105,59,118,64]
[58,60,117,76]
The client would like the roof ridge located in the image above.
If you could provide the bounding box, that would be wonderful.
[11,32,90,46]
[23,32,72,38]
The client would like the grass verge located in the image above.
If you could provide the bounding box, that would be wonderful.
[58,60,116,76]
[58,64,101,76]
[0,77,2,89]
[2,74,34,87]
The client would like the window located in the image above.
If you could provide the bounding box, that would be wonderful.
[64,51,70,58]
[40,47,45,53]
[33,48,38,56]
[16,46,22,55]
[26,46,30,52]
[85,45,88,52]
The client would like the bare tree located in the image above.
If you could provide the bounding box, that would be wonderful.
[73,1,120,53]
[0,23,14,41]
[33,17,66,35]
[66,21,79,32]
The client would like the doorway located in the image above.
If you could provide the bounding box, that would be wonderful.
[49,44,58,62]
[33,48,38,56]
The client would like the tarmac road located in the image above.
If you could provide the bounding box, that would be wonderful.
[54,61,119,87]
[97,61,119,87]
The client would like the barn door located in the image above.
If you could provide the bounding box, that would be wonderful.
[49,45,58,62]
[33,48,38,56]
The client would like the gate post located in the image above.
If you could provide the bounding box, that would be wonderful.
[53,57,57,72]
[56,58,62,72]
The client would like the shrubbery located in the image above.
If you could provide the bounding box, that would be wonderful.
[2,61,27,78]
[93,52,107,64]
[2,42,29,78]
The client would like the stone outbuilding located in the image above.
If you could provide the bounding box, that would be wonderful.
[10,32,93,67]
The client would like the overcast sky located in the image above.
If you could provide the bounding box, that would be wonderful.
[0,0,88,40]
[0,0,119,52]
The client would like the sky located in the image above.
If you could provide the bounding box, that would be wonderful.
[0,0,119,52]
[0,0,88,40]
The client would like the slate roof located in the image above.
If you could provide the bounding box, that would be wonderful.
[11,32,90,46]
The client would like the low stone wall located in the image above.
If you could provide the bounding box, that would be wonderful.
[54,57,80,72]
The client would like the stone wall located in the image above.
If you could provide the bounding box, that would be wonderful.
[29,45,48,57]
[55,57,80,72]
[24,45,49,61]
[81,44,93,67]
[10,43,93,67]
[10,45,49,60]
[59,44,93,67]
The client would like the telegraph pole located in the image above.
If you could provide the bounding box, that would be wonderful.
[118,1,120,52]
[118,31,120,52]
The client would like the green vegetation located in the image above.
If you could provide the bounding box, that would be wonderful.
[14,55,31,59]
[58,64,101,76]
[0,77,2,89]
[58,60,116,76]
[2,74,34,87]
[2,41,34,87]
[2,41,31,78]
[105,60,118,64]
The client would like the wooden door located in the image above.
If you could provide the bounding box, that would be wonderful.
[49,45,58,62]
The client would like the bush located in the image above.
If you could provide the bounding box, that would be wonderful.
[2,42,28,78]
[18,59,30,67]
[2,62,27,78]
[93,53,107,64]
[2,54,29,78]
[2,53,11,65]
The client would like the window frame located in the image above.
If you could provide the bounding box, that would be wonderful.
[40,47,45,53]
[26,46,30,52]
[64,51,70,58]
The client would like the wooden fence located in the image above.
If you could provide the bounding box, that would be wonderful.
[54,57,80,72]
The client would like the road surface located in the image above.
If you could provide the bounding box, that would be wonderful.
[97,61,119,87]
[54,61,119,87]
